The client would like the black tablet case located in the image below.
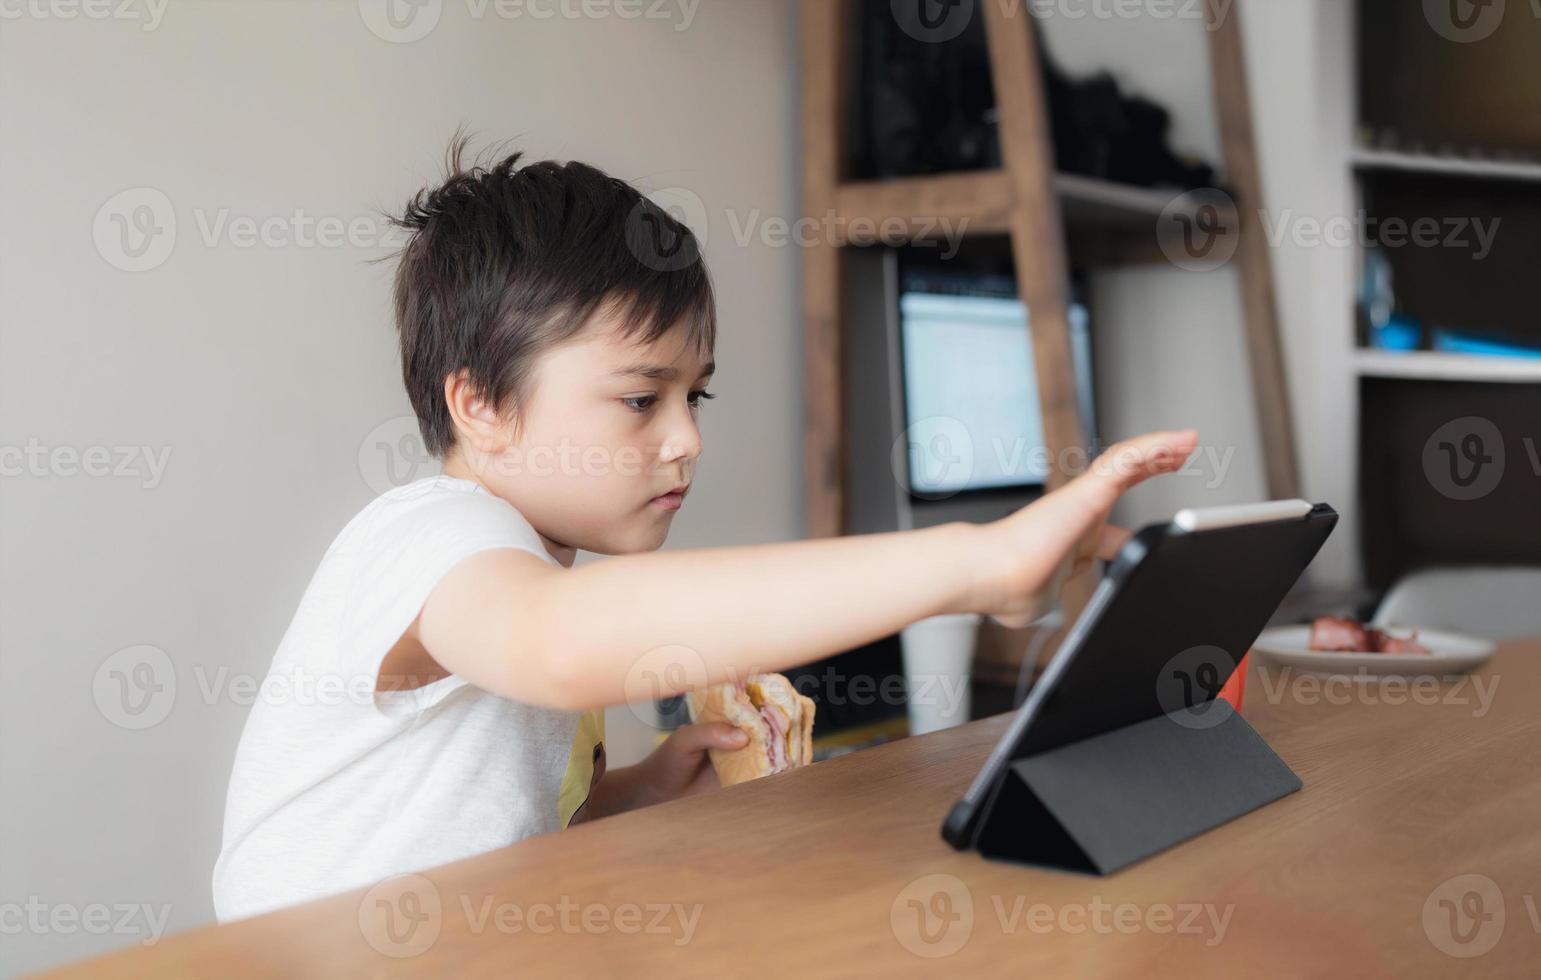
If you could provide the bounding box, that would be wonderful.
[946,504,1338,875]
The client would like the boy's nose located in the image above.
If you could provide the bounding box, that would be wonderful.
[658,415,703,464]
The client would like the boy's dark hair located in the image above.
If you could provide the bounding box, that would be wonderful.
[389,137,715,458]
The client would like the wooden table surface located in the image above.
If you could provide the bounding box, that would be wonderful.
[45,639,1541,978]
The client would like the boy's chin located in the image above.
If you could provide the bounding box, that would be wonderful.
[589,521,670,556]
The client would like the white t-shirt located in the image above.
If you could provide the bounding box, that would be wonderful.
[212,475,606,922]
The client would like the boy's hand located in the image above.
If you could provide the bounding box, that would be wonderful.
[971,430,1199,628]
[636,722,749,805]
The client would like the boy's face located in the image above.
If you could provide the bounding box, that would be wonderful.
[474,316,713,557]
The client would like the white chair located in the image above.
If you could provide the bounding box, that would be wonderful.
[1372,567,1541,640]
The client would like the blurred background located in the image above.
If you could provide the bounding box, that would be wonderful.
[2,0,1538,973]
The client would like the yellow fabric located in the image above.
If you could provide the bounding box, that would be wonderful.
[557,709,606,828]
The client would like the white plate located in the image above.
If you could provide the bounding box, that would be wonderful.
[1253,625,1497,677]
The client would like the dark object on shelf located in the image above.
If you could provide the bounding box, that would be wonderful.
[1039,42,1216,190]
[850,0,1000,177]
[849,0,1216,190]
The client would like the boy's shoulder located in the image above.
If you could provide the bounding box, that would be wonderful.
[327,474,553,566]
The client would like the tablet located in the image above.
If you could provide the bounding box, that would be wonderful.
[942,499,1338,850]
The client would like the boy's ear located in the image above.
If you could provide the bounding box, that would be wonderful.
[443,370,515,453]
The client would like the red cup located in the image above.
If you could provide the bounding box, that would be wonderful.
[1217,651,1250,712]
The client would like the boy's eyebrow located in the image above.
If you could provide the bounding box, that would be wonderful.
[613,360,715,381]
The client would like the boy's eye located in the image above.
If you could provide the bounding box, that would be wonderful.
[622,390,716,413]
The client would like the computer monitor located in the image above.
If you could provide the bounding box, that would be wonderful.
[898,269,1094,498]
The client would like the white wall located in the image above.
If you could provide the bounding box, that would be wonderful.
[0,1,797,973]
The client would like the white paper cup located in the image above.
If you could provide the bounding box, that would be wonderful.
[899,613,980,735]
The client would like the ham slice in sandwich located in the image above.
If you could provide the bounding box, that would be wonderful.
[685,673,815,786]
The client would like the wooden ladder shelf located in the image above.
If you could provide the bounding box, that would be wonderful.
[800,0,1300,544]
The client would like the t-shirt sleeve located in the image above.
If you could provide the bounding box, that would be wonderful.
[334,482,554,716]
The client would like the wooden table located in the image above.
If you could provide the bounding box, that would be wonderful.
[46,640,1541,978]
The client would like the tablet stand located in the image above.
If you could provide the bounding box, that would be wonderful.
[972,701,1301,875]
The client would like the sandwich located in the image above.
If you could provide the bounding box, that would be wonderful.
[686,673,815,786]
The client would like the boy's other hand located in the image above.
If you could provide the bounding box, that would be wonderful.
[971,430,1199,628]
[638,721,748,804]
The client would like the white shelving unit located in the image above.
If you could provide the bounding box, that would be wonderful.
[1351,148,1541,184]
[1354,349,1541,383]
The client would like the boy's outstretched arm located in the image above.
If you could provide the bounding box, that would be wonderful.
[415,430,1199,710]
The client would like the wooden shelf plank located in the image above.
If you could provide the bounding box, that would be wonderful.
[1355,349,1541,383]
[831,170,1236,244]
[1353,148,1541,184]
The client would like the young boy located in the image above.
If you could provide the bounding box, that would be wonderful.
[211,141,1197,921]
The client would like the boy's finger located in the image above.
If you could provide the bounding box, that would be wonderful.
[671,721,748,752]
[1094,524,1132,561]
[1091,430,1198,486]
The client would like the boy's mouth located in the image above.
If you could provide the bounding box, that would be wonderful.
[650,484,689,511]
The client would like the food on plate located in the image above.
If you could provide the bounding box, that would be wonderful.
[686,673,815,786]
[1308,616,1432,655]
